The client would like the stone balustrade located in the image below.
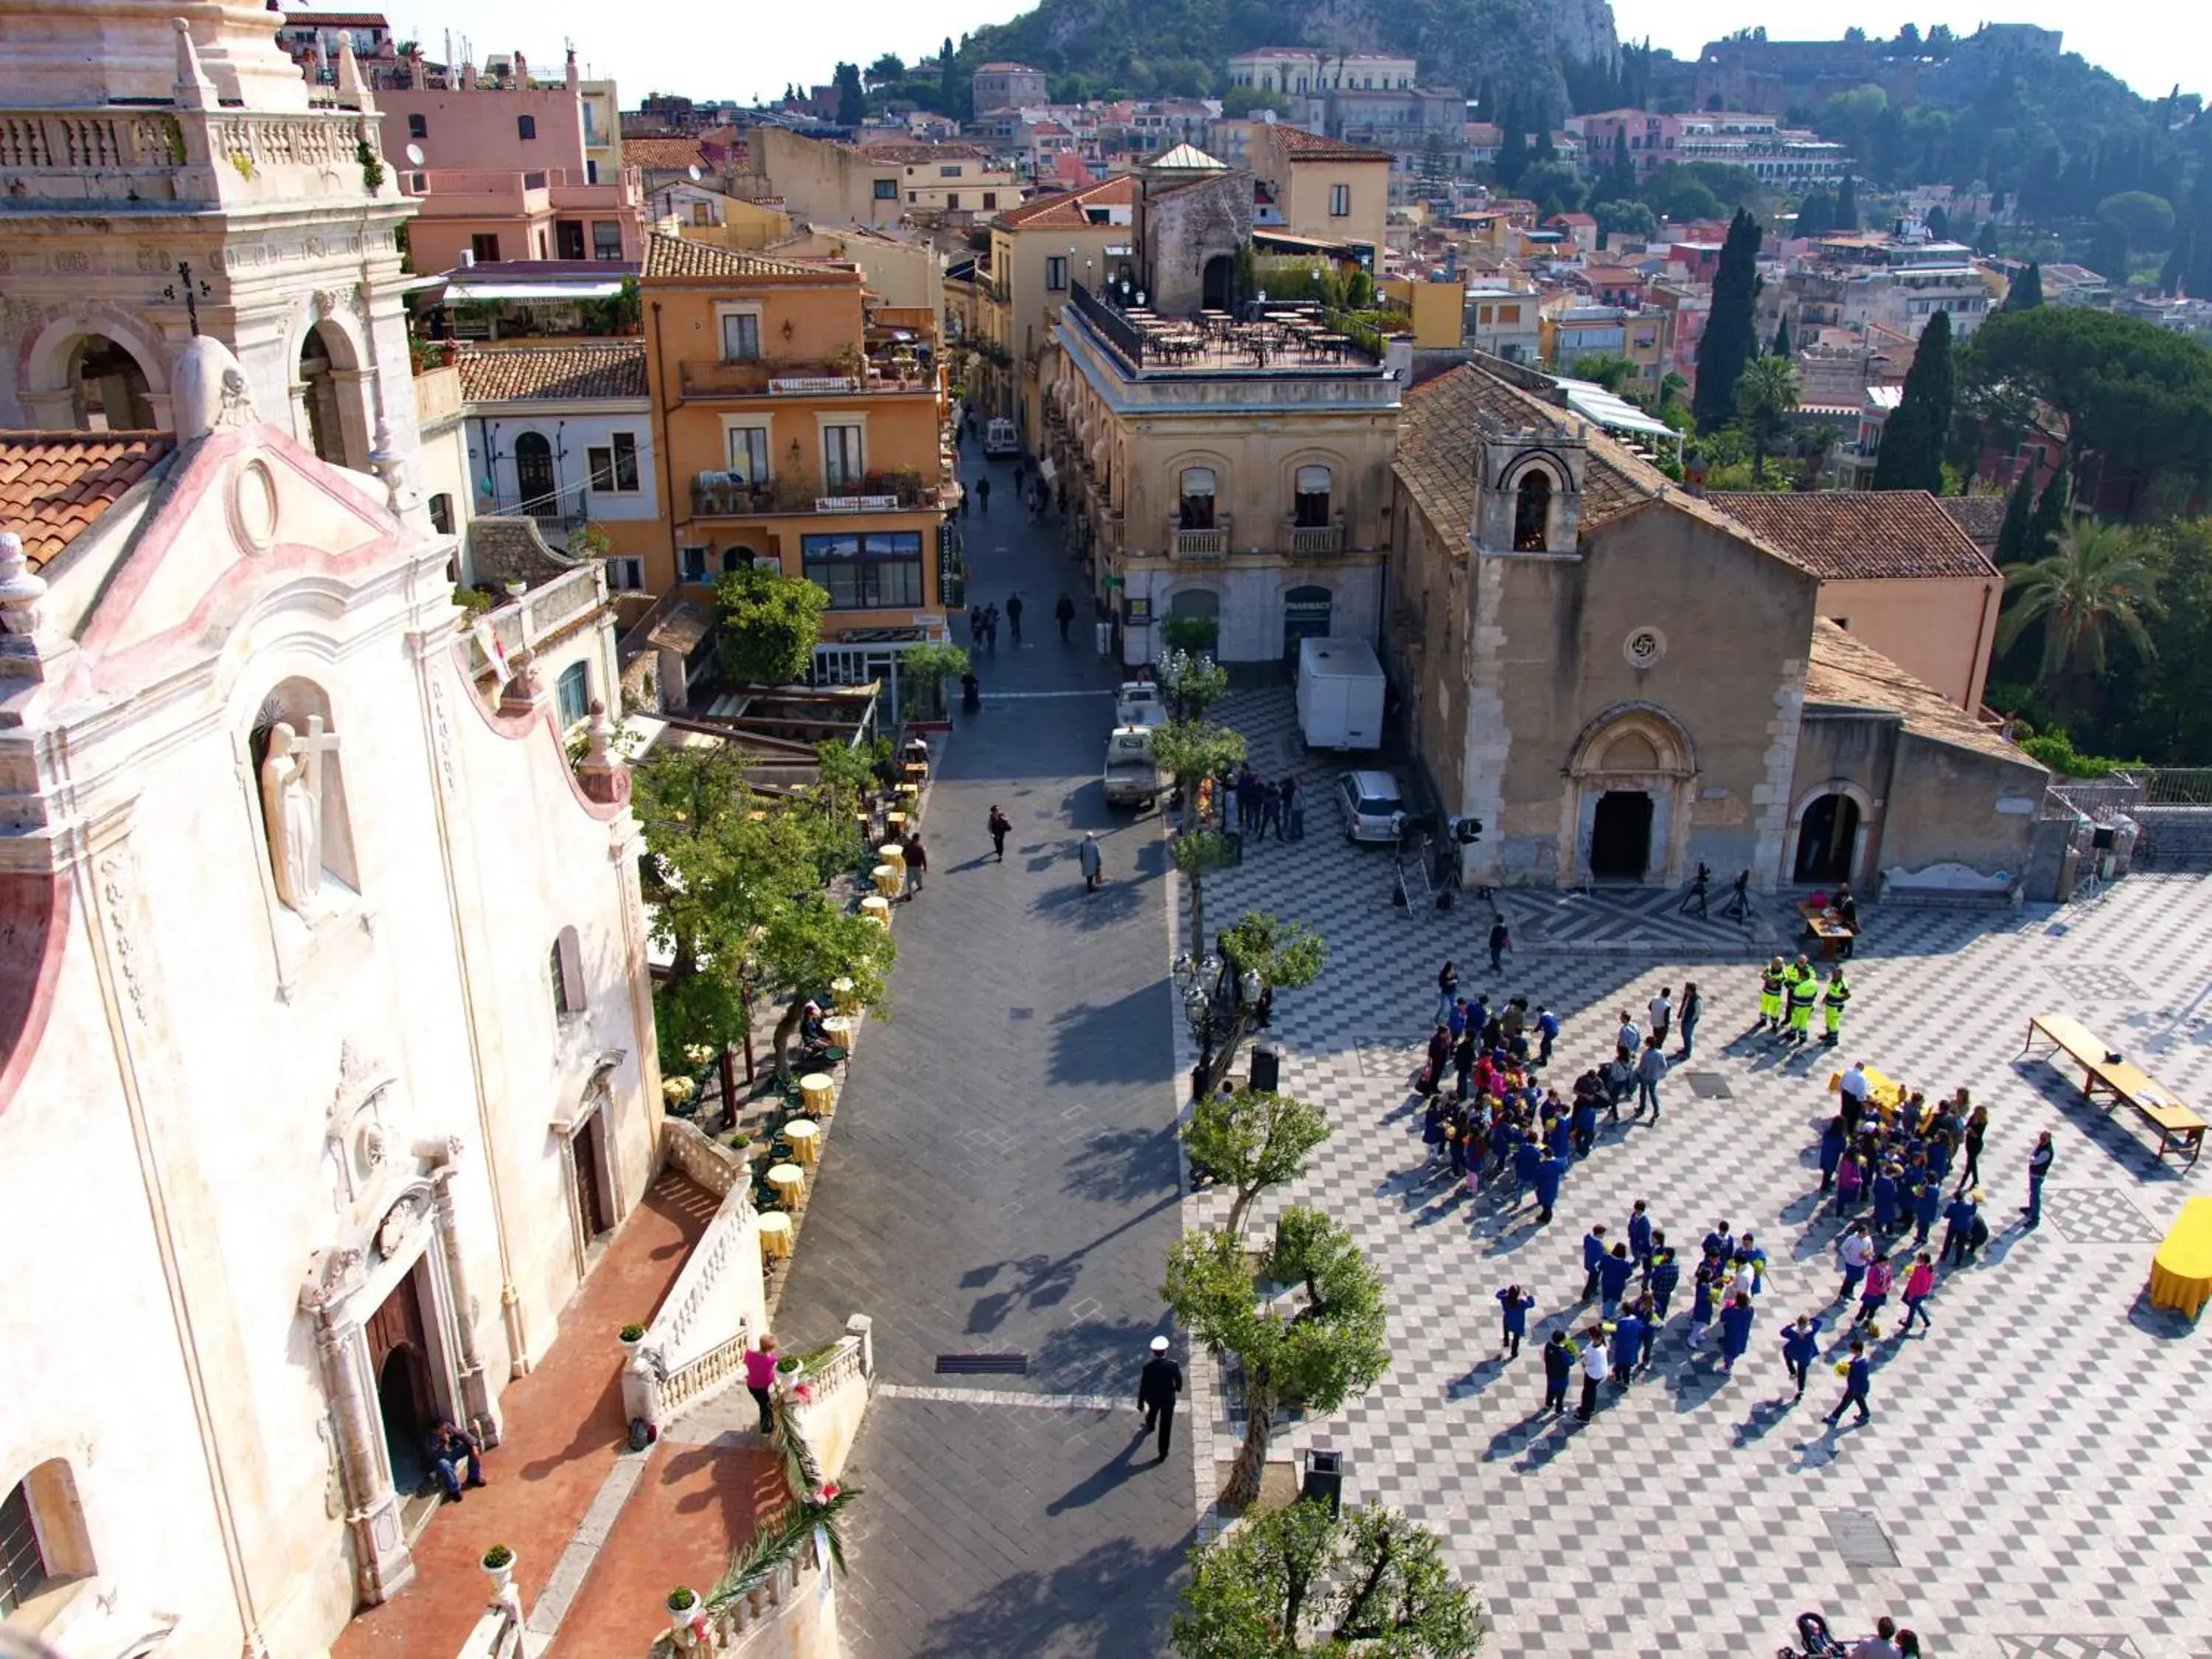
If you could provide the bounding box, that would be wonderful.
[0,106,383,207]
[622,1122,763,1433]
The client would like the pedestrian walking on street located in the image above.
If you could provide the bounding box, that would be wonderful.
[1575,1326,1608,1420]
[1599,1242,1636,1321]
[987,804,1011,862]
[1536,1003,1559,1067]
[1497,1284,1535,1358]
[1012,459,1027,495]
[1627,1199,1654,1278]
[1780,1312,1823,1399]
[1647,1237,1681,1321]
[976,476,991,514]
[1943,1189,1981,1267]
[1055,591,1077,642]
[1824,1338,1873,1427]
[970,602,986,644]
[1488,914,1511,973]
[900,830,928,897]
[1542,1329,1573,1414]
[1675,981,1701,1059]
[1610,1307,1645,1385]
[1258,781,1282,841]
[1533,1147,1566,1224]
[1717,1291,1756,1373]
[1900,1253,1935,1333]
[1647,986,1672,1051]
[1818,1114,1848,1193]
[1582,1224,1609,1301]
[1635,1043,1667,1120]
[1138,1336,1182,1461]
[1005,593,1024,644]
[1836,1222,1874,1303]
[983,605,1000,650]
[1852,1252,1893,1331]
[1280,774,1304,839]
[1957,1105,1989,1192]
[2023,1130,2053,1229]
[1077,831,1104,891]
[744,1333,781,1434]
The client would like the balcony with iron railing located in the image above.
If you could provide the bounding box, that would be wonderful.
[1168,515,1230,560]
[678,354,933,399]
[690,469,939,518]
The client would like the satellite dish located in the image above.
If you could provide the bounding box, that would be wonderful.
[406,142,425,166]
[687,164,703,182]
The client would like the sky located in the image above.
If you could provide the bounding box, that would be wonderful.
[370,0,2205,106]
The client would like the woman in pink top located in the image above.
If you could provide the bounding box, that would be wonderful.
[1853,1253,1894,1331]
[1900,1253,1937,1335]
[744,1334,780,1433]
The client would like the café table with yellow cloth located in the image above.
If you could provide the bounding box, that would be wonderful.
[2148,1195,2212,1318]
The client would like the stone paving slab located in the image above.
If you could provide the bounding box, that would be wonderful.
[1170,685,2212,1659]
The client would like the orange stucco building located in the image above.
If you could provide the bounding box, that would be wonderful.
[639,233,957,644]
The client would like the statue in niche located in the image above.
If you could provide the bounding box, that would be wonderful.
[261,715,340,913]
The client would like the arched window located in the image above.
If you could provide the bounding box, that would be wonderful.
[1293,465,1332,527]
[550,925,584,1018]
[70,335,156,432]
[1512,469,1552,552]
[299,324,354,467]
[1178,467,1217,529]
[513,432,557,514]
[1,1460,96,1613]
[556,661,591,728]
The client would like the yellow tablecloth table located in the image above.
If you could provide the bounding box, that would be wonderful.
[799,1072,835,1116]
[860,895,891,928]
[785,1119,822,1166]
[2148,1195,2212,1317]
[877,842,907,874]
[757,1211,793,1260]
[885,811,908,838]
[830,977,860,1014]
[872,863,902,899]
[821,1015,855,1047]
[767,1163,806,1208]
[1832,1066,1905,1113]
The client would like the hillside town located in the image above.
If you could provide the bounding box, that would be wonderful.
[3,4,2211,1659]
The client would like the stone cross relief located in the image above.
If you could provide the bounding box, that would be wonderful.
[261,715,341,914]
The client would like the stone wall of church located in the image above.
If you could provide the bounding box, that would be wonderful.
[1476,508,1818,888]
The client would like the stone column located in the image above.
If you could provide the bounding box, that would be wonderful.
[303,1252,414,1604]
[421,1140,500,1447]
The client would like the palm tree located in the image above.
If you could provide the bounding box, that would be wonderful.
[1997,520,2163,712]
[1735,355,1801,486]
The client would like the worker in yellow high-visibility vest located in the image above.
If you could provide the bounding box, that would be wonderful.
[1821,968,1851,1048]
[1757,956,1787,1032]
[1784,955,1818,1045]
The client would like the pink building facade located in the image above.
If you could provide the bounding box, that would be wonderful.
[381,51,642,271]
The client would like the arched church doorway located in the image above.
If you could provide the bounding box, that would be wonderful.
[1590,790,1655,880]
[299,324,354,468]
[368,1272,437,1496]
[72,335,156,431]
[1794,792,1861,885]
[1202,254,1233,312]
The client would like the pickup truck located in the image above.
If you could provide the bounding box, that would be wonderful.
[1114,681,1166,730]
[1102,725,1162,810]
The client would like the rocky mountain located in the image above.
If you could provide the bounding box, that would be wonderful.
[960,0,1618,117]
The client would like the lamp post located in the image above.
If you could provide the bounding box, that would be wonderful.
[1172,950,1265,1099]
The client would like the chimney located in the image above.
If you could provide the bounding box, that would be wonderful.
[459,248,476,268]
[513,51,529,87]
[566,49,580,92]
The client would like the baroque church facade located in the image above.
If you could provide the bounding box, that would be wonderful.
[0,7,662,1655]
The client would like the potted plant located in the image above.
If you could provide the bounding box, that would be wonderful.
[619,1323,647,1351]
[666,1585,700,1620]
[775,1354,802,1377]
[481,1544,515,1590]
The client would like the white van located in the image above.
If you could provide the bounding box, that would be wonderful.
[1295,636,1386,750]
[983,417,1020,456]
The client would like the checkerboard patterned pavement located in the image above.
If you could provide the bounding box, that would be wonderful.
[1171,687,2212,1659]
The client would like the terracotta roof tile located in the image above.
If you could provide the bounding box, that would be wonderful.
[641,232,841,282]
[993,174,1137,229]
[856,142,992,164]
[1937,494,2008,552]
[1708,492,1999,580]
[623,136,711,172]
[1396,364,1809,571]
[0,431,173,568]
[1268,125,1389,162]
[456,343,647,403]
[1805,618,2036,766]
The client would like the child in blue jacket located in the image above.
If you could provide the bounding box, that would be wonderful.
[1496,1284,1536,1358]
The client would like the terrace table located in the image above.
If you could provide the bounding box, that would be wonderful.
[2148,1196,2212,1316]
[767,1163,806,1208]
[785,1119,822,1166]
[799,1071,835,1115]
[757,1211,793,1260]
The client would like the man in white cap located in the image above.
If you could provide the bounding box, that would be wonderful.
[1079,831,1104,891]
[1138,1335,1183,1461]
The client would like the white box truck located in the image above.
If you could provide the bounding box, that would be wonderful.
[1295,636,1386,751]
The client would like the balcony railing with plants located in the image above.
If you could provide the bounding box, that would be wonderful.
[692,469,939,518]
[680,347,932,400]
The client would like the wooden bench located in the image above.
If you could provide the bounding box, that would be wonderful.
[2022,1013,2206,1166]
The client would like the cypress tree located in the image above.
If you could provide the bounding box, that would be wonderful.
[2002,260,2044,311]
[1498,123,1528,190]
[1834,173,1858,231]
[2026,462,2071,560]
[1772,316,1792,357]
[1871,310,1953,493]
[1693,208,1764,433]
[1994,465,2037,565]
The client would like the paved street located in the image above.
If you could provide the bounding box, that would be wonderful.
[1185,686,2212,1659]
[772,453,1196,1658]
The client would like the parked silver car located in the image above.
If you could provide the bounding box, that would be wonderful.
[1337,769,1405,842]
